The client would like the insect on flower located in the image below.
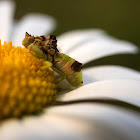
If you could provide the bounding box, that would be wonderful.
[22,32,83,87]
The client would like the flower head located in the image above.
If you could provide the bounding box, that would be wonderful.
[0,1,140,140]
[0,41,57,120]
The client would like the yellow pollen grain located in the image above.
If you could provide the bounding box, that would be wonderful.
[0,41,57,120]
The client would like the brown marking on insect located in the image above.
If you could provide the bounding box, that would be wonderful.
[25,32,34,41]
[40,36,46,41]
[40,46,48,54]
[71,61,82,72]
[65,66,75,75]
[50,35,56,40]
[55,47,59,52]
[62,61,75,74]
[49,40,59,52]
[26,32,31,36]
[51,40,57,46]
[34,36,42,40]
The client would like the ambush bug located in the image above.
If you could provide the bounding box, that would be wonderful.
[22,32,83,87]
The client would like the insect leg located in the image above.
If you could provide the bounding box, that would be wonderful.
[28,43,36,57]
[52,67,66,83]
[40,61,53,70]
[28,42,44,59]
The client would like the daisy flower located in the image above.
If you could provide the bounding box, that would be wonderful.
[0,1,140,140]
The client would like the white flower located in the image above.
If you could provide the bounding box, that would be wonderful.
[0,1,140,140]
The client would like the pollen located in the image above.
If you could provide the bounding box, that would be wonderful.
[0,41,57,120]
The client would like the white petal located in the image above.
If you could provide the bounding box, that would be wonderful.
[1,80,140,140]
[11,13,56,46]
[0,113,103,140]
[48,103,140,140]
[83,65,140,85]
[59,79,140,106]
[1,106,140,140]
[57,29,106,52]
[47,79,140,139]
[0,1,15,43]
[57,29,138,64]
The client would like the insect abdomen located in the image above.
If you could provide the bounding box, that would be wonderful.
[54,53,83,87]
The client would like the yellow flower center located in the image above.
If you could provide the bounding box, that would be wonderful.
[0,41,57,120]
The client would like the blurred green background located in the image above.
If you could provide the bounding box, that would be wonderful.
[15,0,140,70]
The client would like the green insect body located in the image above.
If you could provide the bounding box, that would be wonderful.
[22,32,83,87]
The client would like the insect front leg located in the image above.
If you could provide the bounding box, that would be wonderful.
[28,43,36,57]
[52,67,66,83]
[28,41,45,59]
[40,61,53,70]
